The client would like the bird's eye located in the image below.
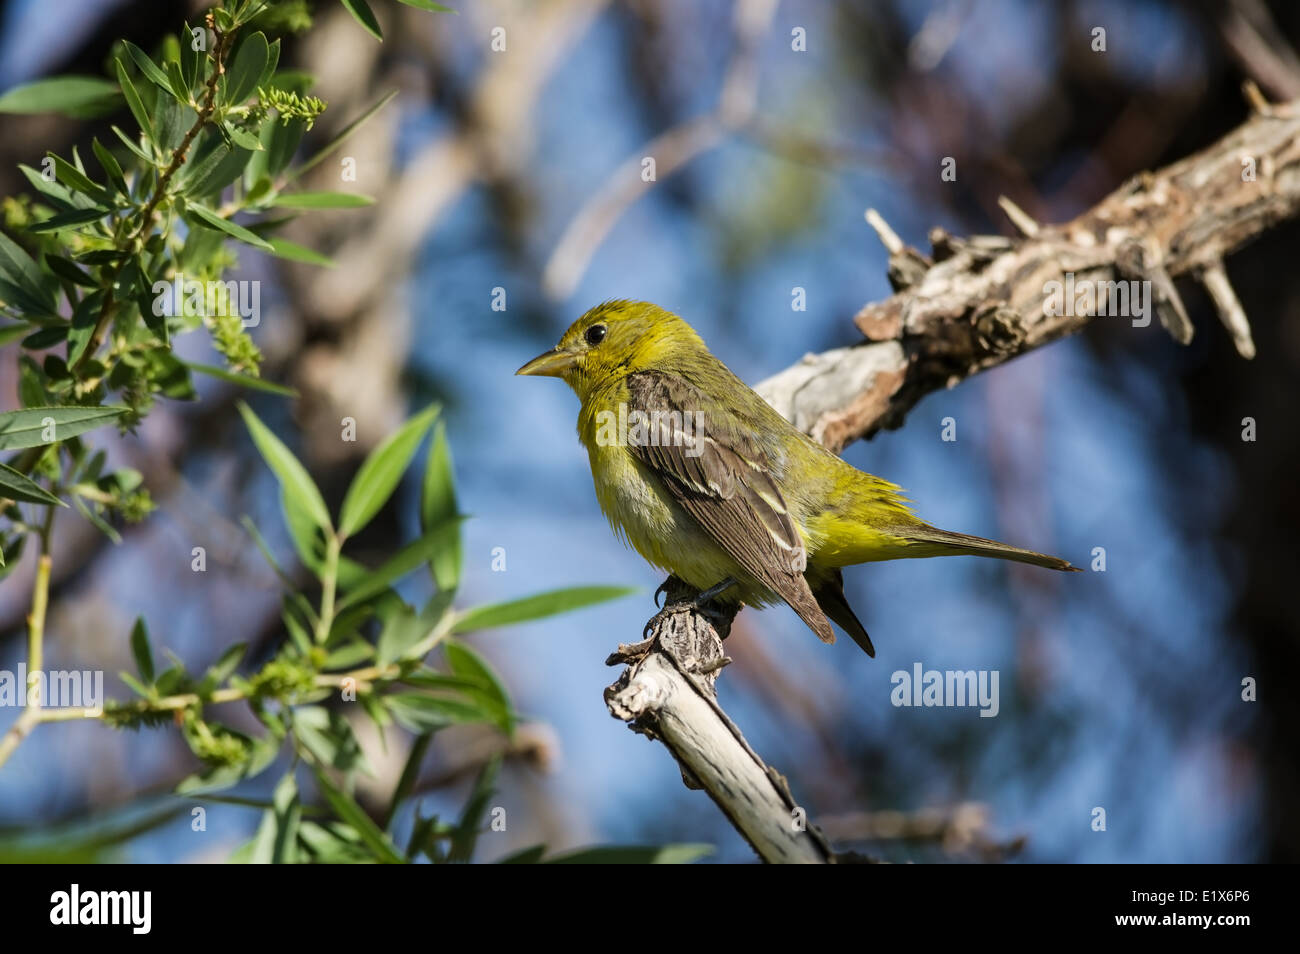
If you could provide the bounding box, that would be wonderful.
[584,324,607,346]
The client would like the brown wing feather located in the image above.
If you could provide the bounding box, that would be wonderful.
[626,372,835,643]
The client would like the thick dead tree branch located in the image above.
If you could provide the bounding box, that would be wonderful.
[758,96,1300,451]
[604,579,837,864]
[606,96,1300,864]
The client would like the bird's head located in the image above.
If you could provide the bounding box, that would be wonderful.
[516,300,704,400]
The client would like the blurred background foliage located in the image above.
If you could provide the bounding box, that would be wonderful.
[0,0,1296,862]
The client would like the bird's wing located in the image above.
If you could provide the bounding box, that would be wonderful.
[625,371,835,643]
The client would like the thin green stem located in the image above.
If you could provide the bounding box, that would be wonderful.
[0,518,55,768]
[315,534,341,644]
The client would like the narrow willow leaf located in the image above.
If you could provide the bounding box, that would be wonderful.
[187,203,274,251]
[182,361,297,397]
[306,762,403,863]
[421,420,461,591]
[0,406,126,450]
[18,164,80,211]
[266,237,334,268]
[0,76,119,118]
[295,707,371,775]
[114,59,153,142]
[340,0,383,41]
[0,232,56,312]
[28,208,112,234]
[130,617,155,683]
[166,60,190,105]
[226,32,269,104]
[271,191,374,209]
[445,639,513,734]
[47,153,110,203]
[338,405,438,538]
[90,138,128,195]
[451,585,637,634]
[237,402,332,533]
[396,0,457,10]
[0,463,62,506]
[336,521,459,611]
[123,41,173,95]
[384,693,487,734]
[198,642,246,696]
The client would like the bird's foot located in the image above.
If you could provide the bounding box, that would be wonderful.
[641,578,738,640]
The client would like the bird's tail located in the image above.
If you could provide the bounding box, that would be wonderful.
[897,524,1080,572]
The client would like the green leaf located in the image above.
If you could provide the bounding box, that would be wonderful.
[266,118,306,179]
[46,254,96,288]
[448,757,499,863]
[198,642,246,696]
[187,203,274,251]
[226,32,269,104]
[544,844,714,864]
[166,61,190,105]
[114,59,154,142]
[0,406,127,450]
[396,0,457,10]
[18,164,80,212]
[27,208,112,234]
[336,521,460,611]
[444,639,513,734]
[185,140,251,197]
[0,231,56,312]
[130,617,155,683]
[223,120,263,151]
[340,0,383,40]
[175,735,279,796]
[251,772,301,864]
[376,591,453,667]
[294,707,371,776]
[182,361,297,397]
[271,191,374,209]
[421,420,461,591]
[237,402,332,534]
[66,292,102,368]
[306,761,404,863]
[451,585,637,634]
[0,463,62,506]
[290,90,396,181]
[384,692,488,733]
[46,153,110,203]
[0,76,119,118]
[122,41,173,96]
[338,405,438,538]
[266,237,334,268]
[91,138,128,196]
[111,124,154,165]
[180,22,201,91]
[152,95,186,152]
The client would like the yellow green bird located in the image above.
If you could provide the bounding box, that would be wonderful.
[517,300,1077,657]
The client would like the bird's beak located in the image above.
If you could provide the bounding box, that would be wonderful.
[516,348,577,378]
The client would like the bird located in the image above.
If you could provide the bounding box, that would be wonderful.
[517,300,1078,657]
